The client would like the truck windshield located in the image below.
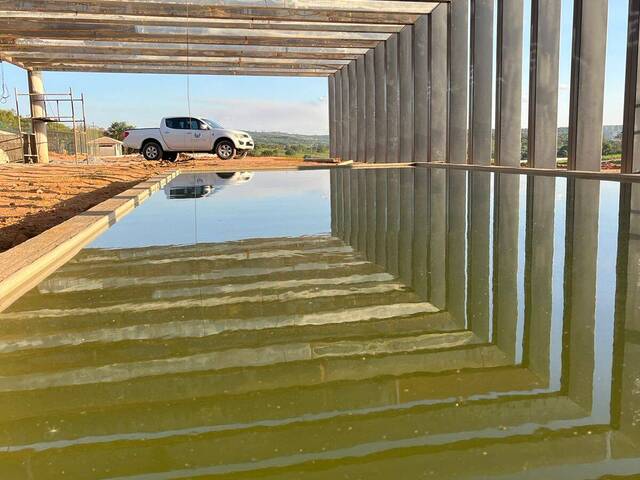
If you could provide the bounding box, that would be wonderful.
[203,119,223,129]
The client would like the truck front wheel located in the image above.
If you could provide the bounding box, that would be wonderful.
[142,141,163,161]
[216,140,236,160]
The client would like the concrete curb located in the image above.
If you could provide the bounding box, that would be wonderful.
[0,170,180,313]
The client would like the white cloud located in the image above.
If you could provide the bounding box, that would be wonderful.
[190,96,329,135]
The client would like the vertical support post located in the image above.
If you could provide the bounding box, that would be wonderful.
[399,25,415,164]
[414,15,430,163]
[365,50,376,163]
[468,0,494,165]
[413,167,429,298]
[357,55,367,163]
[335,71,343,160]
[495,0,523,167]
[341,65,350,161]
[27,70,49,164]
[386,34,401,164]
[329,74,336,159]
[375,43,388,164]
[622,0,640,173]
[567,0,609,172]
[448,0,469,164]
[70,88,78,164]
[430,5,448,163]
[365,169,377,259]
[349,61,358,162]
[528,0,561,169]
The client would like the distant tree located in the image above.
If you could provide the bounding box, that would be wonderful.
[105,121,135,141]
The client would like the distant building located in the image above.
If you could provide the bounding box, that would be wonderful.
[89,136,123,157]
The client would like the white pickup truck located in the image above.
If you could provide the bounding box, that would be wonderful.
[123,117,254,161]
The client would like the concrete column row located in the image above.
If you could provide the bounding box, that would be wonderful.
[328,0,615,173]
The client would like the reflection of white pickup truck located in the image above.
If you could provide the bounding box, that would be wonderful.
[123,117,254,161]
[165,172,254,199]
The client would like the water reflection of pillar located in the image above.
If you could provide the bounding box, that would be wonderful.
[493,173,521,364]
[413,167,430,299]
[523,175,555,378]
[365,170,377,261]
[357,170,367,254]
[386,169,401,276]
[564,178,600,410]
[446,169,468,327]
[330,170,338,236]
[349,169,360,249]
[398,168,415,287]
[467,171,492,342]
[613,183,640,445]
[429,169,447,309]
[375,169,388,268]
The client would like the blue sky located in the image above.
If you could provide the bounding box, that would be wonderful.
[0,0,631,133]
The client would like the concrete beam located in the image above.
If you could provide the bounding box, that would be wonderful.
[1,39,368,60]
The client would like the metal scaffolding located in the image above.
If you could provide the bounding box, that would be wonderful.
[14,87,87,163]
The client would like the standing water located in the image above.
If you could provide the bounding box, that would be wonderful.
[0,168,638,479]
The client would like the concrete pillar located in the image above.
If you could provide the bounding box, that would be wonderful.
[328,75,336,159]
[374,43,388,164]
[528,0,561,169]
[399,26,414,163]
[567,0,609,172]
[341,66,350,160]
[335,71,343,159]
[386,34,401,164]
[430,5,448,163]
[495,0,524,167]
[365,169,377,259]
[469,0,494,165]
[622,0,640,173]
[27,70,49,164]
[414,15,430,163]
[448,0,469,164]
[349,61,358,161]
[357,56,366,163]
[365,50,376,163]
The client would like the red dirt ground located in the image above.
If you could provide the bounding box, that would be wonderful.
[0,154,333,253]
